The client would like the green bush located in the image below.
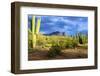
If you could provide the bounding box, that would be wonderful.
[62,37,78,48]
[79,35,83,44]
[76,33,88,44]
[47,45,61,58]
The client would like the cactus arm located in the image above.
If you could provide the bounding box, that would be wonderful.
[36,18,41,34]
[32,16,36,48]
[32,16,35,34]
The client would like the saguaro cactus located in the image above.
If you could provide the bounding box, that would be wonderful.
[36,18,41,34]
[32,16,41,48]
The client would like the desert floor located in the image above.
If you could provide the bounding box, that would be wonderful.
[28,47,87,60]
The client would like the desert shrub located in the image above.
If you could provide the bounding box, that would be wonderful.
[76,33,88,44]
[36,35,79,49]
[82,35,88,44]
[45,44,52,47]
[79,36,83,44]
[72,38,78,47]
[64,37,78,48]
[58,40,66,49]
[47,44,61,58]
[36,34,47,47]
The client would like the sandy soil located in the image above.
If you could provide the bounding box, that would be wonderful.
[28,47,88,60]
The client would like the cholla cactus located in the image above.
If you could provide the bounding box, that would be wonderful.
[32,16,41,48]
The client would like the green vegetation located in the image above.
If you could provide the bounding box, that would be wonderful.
[28,30,88,59]
[28,30,88,49]
[28,16,88,59]
[47,44,61,58]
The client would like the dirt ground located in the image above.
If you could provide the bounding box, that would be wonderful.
[28,47,88,60]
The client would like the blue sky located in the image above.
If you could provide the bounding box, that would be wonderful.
[28,15,88,36]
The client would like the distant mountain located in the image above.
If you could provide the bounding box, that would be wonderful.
[43,31,66,36]
[43,30,88,36]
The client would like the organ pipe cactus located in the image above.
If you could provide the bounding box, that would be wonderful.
[32,16,41,48]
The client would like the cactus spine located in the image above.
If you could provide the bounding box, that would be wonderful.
[32,16,41,48]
